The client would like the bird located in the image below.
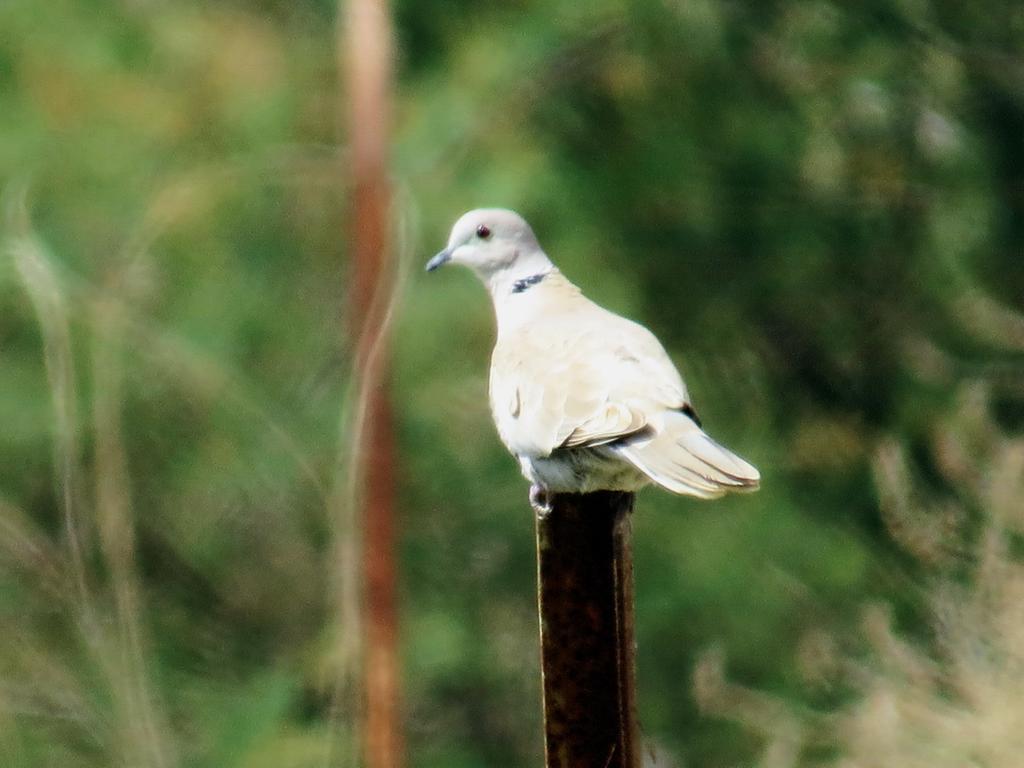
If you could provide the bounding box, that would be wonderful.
[426,208,760,509]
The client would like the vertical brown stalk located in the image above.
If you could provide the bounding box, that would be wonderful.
[340,0,402,766]
[92,300,174,768]
[535,492,639,768]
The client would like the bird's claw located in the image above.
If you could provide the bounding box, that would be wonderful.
[530,485,553,517]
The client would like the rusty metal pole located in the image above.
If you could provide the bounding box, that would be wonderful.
[341,0,402,766]
[535,491,639,768]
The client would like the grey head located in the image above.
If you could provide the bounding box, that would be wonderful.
[426,208,554,291]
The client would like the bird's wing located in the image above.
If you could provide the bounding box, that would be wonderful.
[489,299,690,458]
[611,410,760,498]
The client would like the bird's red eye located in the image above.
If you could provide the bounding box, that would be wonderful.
[476,224,491,239]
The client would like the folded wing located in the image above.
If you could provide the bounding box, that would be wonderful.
[613,410,760,499]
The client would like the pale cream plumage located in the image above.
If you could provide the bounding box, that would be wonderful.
[426,208,760,500]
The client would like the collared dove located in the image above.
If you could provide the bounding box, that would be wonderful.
[426,208,760,504]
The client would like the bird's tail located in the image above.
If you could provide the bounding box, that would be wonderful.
[614,411,760,499]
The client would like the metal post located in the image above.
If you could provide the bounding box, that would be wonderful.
[341,0,402,765]
[535,491,639,768]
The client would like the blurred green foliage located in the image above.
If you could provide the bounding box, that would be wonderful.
[1,0,1023,766]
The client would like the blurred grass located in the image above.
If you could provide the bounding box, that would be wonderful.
[698,382,1024,767]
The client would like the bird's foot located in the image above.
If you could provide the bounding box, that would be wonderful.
[530,485,553,517]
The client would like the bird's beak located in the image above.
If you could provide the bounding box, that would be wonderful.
[425,248,451,272]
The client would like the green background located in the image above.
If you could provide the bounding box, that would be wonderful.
[2,0,1023,765]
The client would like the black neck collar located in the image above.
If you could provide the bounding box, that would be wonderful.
[511,271,550,294]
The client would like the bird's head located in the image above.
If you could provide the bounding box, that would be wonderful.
[426,208,553,291]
